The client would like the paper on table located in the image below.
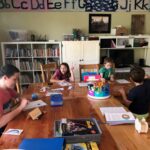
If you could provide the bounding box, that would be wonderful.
[78,82,92,87]
[68,86,73,90]
[78,82,88,87]
[23,100,47,111]
[115,68,130,73]
[3,129,23,135]
[100,107,127,115]
[46,91,62,96]
[51,88,64,91]
[116,79,130,84]
[58,81,71,86]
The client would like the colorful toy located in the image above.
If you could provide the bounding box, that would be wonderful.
[87,81,110,100]
[84,75,101,82]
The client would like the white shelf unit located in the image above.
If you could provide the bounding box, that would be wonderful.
[99,35,150,66]
[1,41,62,91]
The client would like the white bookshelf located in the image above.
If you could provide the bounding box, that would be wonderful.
[99,35,150,65]
[1,41,62,91]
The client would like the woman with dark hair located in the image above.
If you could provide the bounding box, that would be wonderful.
[50,62,75,83]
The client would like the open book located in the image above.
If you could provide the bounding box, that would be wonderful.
[105,112,135,125]
[100,107,135,125]
[100,107,127,115]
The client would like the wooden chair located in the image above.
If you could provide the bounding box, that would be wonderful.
[79,64,100,81]
[16,80,21,94]
[40,63,57,83]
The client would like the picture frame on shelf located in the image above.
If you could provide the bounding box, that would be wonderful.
[89,14,111,34]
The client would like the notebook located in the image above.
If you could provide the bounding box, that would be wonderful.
[19,138,64,150]
[23,100,47,111]
[105,112,135,125]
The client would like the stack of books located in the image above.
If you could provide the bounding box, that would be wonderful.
[100,107,135,125]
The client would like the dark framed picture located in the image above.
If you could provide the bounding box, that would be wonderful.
[89,14,111,34]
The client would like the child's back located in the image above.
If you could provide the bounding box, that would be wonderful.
[119,66,150,119]
[128,79,150,115]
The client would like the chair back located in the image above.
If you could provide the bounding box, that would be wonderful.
[40,63,57,83]
[16,80,21,94]
[79,64,100,81]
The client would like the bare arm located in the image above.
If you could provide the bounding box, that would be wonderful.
[50,77,62,83]
[69,66,75,82]
[110,74,115,81]
[118,87,132,107]
[0,98,28,128]
[50,72,63,83]
[100,73,106,82]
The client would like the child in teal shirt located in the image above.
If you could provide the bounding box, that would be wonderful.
[99,57,115,82]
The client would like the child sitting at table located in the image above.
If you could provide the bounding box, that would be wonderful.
[118,66,150,119]
[99,57,115,82]
[0,64,28,135]
[50,62,75,83]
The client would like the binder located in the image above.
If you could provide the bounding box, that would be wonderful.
[19,138,64,150]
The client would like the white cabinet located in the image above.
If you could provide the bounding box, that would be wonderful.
[1,41,62,92]
[99,35,150,66]
[62,41,100,80]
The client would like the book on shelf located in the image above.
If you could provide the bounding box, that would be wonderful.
[20,61,32,70]
[35,72,42,82]
[34,59,45,70]
[33,49,44,57]
[65,142,99,150]
[47,47,60,57]
[21,74,33,83]
[19,48,32,57]
[6,59,19,69]
[5,48,18,57]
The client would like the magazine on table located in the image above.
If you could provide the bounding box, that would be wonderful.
[105,112,135,125]
[65,142,99,150]
[55,118,100,136]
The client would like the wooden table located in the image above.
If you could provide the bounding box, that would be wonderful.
[0,82,150,149]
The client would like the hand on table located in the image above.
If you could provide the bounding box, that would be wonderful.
[19,98,29,110]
